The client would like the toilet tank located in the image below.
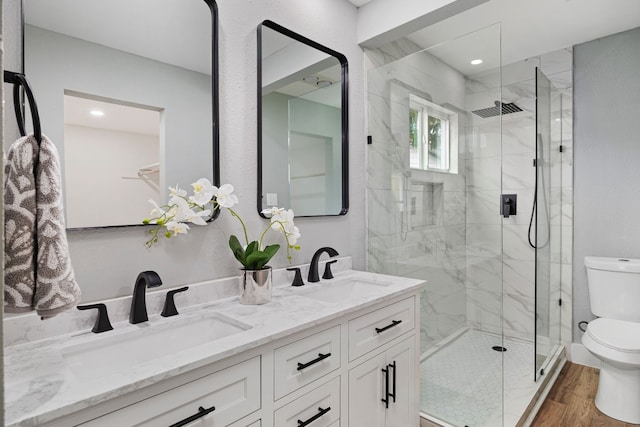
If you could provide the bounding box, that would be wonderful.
[585,256,640,322]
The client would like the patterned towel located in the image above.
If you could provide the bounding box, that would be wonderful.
[4,134,81,318]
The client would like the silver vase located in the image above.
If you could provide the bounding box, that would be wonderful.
[238,267,272,305]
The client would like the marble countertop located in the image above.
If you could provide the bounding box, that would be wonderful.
[4,268,424,426]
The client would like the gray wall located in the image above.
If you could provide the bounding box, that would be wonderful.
[24,25,213,198]
[2,0,365,303]
[573,26,640,342]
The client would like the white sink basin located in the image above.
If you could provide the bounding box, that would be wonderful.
[61,312,251,380]
[295,275,392,303]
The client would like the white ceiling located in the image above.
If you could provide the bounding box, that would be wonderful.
[25,0,212,75]
[26,0,640,79]
[64,94,160,136]
[362,0,640,74]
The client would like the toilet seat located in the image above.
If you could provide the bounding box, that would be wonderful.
[586,318,640,353]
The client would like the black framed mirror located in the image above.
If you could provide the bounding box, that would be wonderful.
[257,20,348,218]
[22,0,219,229]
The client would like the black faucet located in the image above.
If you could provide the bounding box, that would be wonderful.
[308,247,339,283]
[130,271,163,324]
[77,303,113,333]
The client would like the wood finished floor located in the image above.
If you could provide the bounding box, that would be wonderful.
[531,362,639,427]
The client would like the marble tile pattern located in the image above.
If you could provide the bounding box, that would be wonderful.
[366,40,573,359]
[366,46,468,354]
[4,260,424,426]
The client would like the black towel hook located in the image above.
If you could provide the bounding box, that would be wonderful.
[3,70,42,144]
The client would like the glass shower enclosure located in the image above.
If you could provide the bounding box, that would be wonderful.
[366,24,562,427]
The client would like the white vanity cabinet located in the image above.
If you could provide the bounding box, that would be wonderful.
[348,337,416,427]
[347,297,418,427]
[16,281,421,427]
[79,356,261,426]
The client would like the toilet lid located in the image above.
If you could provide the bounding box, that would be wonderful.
[586,318,640,353]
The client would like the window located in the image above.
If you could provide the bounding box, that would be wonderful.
[409,95,458,173]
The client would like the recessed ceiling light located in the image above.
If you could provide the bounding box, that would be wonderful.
[470,59,483,65]
[90,110,105,117]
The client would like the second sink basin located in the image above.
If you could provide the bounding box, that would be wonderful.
[61,311,251,381]
[295,274,393,303]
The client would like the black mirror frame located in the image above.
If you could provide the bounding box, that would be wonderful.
[20,0,221,227]
[257,19,349,218]
[205,0,221,221]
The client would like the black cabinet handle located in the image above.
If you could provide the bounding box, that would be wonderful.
[389,361,397,402]
[297,406,331,427]
[168,405,216,427]
[381,365,390,408]
[375,319,402,334]
[297,352,331,371]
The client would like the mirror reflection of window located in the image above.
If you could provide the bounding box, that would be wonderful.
[63,94,161,228]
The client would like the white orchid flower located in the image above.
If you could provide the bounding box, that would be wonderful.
[148,199,165,218]
[166,221,190,236]
[169,185,187,198]
[285,224,301,245]
[170,195,210,225]
[214,183,239,208]
[190,178,216,205]
[261,206,285,217]
[271,208,295,230]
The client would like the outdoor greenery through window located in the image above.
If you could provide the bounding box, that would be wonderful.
[409,94,458,173]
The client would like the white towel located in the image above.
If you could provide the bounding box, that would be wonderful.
[4,134,81,318]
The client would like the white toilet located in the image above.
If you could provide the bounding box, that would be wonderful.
[583,256,640,424]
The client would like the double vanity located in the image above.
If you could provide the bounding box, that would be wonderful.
[5,259,423,427]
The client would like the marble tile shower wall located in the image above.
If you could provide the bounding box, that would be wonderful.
[465,48,573,345]
[367,42,468,353]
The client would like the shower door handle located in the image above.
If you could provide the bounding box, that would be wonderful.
[381,365,390,408]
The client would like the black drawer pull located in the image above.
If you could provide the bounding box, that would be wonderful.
[168,405,216,427]
[297,352,332,371]
[389,361,397,402]
[297,406,331,426]
[375,319,402,334]
[381,366,390,408]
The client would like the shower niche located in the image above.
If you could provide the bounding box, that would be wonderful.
[407,181,442,230]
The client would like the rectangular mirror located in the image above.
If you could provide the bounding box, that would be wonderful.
[23,0,219,229]
[258,20,348,217]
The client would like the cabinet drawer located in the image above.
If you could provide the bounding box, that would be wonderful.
[348,297,415,361]
[81,357,260,426]
[274,325,341,399]
[274,376,340,427]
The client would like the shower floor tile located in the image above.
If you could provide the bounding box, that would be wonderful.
[420,329,535,427]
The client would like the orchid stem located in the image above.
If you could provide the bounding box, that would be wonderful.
[228,208,249,245]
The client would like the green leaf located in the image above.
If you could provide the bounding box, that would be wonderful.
[244,244,280,270]
[245,241,259,257]
[228,235,246,264]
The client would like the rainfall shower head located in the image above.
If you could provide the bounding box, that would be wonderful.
[471,101,523,118]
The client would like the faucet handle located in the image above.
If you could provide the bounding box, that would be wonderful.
[286,267,305,287]
[77,303,113,333]
[322,260,338,280]
[161,286,189,317]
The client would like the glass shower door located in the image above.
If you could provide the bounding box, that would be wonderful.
[534,67,553,380]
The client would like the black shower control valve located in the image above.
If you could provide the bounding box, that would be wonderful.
[161,286,189,317]
[322,260,338,279]
[501,194,517,218]
[287,267,305,287]
[77,303,114,333]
